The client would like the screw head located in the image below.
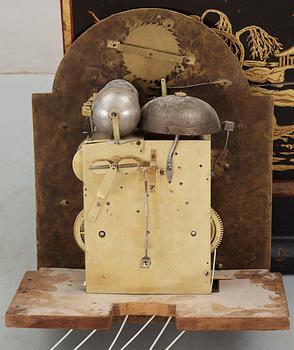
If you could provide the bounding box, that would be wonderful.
[191,230,197,237]
[98,231,106,238]
[111,111,118,118]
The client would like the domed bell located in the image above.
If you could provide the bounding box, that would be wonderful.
[92,79,141,138]
[141,95,221,136]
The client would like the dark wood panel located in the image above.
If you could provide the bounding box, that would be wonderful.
[33,94,85,268]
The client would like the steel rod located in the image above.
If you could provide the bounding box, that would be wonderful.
[118,315,156,350]
[49,329,74,350]
[149,317,172,350]
[107,315,129,350]
[162,331,186,350]
[144,180,149,257]
[73,330,97,350]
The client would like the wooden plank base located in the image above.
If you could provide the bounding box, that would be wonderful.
[6,268,290,331]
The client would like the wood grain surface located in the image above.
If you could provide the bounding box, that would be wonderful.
[6,268,289,331]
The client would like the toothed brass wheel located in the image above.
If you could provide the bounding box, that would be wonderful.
[211,208,224,251]
[122,23,181,81]
[73,210,85,251]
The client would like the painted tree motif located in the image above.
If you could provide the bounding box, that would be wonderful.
[200,9,244,64]
[236,26,283,61]
[201,9,233,34]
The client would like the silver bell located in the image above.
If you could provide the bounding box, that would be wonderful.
[92,79,141,138]
[141,95,221,136]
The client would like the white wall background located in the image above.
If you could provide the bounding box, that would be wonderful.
[0,0,63,73]
[0,2,293,349]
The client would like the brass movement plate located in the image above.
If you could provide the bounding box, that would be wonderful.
[81,139,211,294]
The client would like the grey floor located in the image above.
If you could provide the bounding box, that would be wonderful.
[0,75,293,349]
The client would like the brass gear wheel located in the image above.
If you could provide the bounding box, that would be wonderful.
[211,208,224,252]
[74,209,223,252]
[123,23,181,81]
[73,210,85,251]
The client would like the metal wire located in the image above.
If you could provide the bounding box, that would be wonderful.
[49,329,74,350]
[118,315,156,350]
[166,135,179,183]
[73,329,97,350]
[212,129,230,176]
[107,315,129,350]
[152,79,232,90]
[148,317,173,350]
[144,180,149,257]
[162,331,186,350]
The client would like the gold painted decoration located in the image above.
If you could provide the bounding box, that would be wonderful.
[250,87,294,108]
[195,9,294,172]
[236,25,283,64]
[60,0,73,52]
[88,10,100,23]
